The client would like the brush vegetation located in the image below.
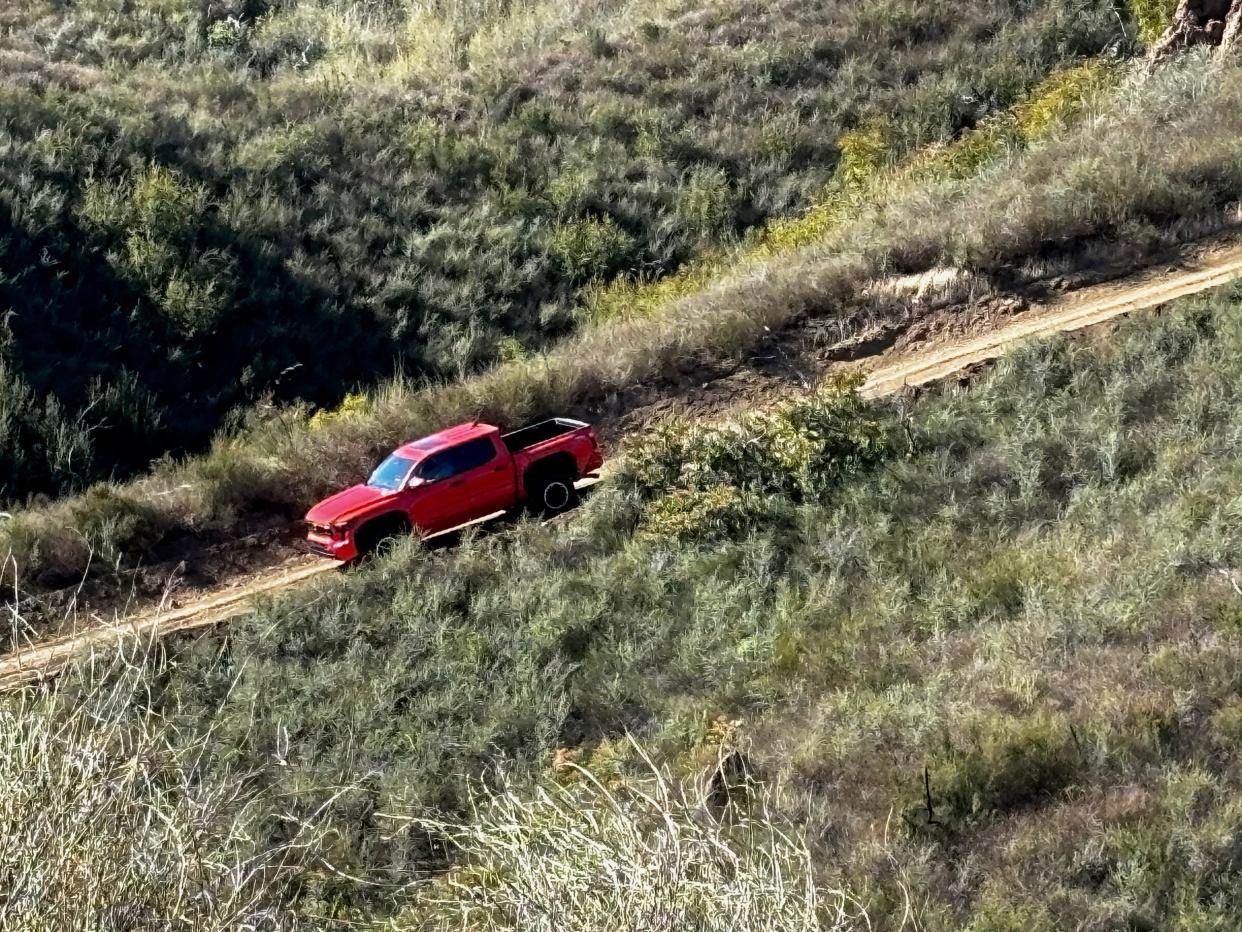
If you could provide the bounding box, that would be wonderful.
[14,283,1242,927]
[0,649,338,930]
[10,2,1242,928]
[8,43,1242,590]
[0,0,1127,508]
[400,750,873,932]
[7,0,1242,925]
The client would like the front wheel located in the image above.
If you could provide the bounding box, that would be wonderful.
[529,473,578,518]
[368,532,402,560]
[353,517,412,564]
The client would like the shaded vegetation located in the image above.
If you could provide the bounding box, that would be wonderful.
[10,48,1242,590]
[0,0,1127,503]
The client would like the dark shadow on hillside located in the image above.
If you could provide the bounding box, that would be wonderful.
[0,191,395,503]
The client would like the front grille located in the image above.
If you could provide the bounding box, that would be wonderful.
[306,540,335,558]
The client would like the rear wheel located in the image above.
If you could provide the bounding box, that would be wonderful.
[529,471,578,518]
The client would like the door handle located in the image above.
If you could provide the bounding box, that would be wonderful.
[493,465,506,472]
[449,479,465,487]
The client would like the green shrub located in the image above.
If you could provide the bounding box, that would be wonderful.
[622,376,891,545]
[235,123,320,175]
[545,217,636,282]
[66,485,170,567]
[206,16,246,52]
[1129,0,1179,44]
[676,166,735,241]
[914,714,1083,830]
[639,484,763,544]
[624,374,893,505]
[0,362,93,500]
[82,165,233,336]
[127,165,206,240]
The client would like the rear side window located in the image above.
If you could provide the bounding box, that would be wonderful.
[418,437,495,481]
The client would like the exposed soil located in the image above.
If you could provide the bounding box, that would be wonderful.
[602,232,1242,437]
[1151,0,1242,60]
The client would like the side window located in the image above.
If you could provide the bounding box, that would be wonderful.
[447,437,496,475]
[417,452,454,482]
[417,438,495,481]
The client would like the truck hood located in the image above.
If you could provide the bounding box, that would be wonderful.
[305,484,394,524]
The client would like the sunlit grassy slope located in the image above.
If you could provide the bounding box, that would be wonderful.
[18,279,1242,928]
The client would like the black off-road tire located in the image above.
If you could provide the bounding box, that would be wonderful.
[528,471,579,518]
[353,516,412,563]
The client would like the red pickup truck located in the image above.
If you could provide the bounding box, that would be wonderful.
[305,418,603,561]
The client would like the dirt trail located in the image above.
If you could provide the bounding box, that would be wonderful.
[3,239,1242,691]
[0,561,334,691]
[861,241,1242,396]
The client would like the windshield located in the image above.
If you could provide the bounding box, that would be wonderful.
[367,454,415,491]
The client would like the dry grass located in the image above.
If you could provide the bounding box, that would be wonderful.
[392,743,883,932]
[0,639,345,931]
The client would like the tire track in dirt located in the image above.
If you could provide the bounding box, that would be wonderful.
[3,240,1242,690]
[861,242,1242,397]
[0,560,334,692]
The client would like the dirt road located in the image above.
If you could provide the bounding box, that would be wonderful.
[861,241,1242,397]
[0,561,334,691]
[4,238,1242,691]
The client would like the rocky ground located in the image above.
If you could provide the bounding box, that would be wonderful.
[1152,0,1242,58]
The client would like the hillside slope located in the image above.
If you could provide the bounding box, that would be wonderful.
[9,6,1242,929]
[6,40,1242,596]
[5,232,1242,669]
[10,281,1242,929]
[0,0,1125,504]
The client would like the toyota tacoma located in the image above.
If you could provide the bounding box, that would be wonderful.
[305,418,604,560]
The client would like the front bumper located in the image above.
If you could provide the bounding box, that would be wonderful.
[306,529,358,562]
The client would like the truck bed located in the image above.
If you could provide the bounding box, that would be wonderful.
[500,418,589,453]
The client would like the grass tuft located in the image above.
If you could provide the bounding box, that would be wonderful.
[0,640,341,930]
[394,746,876,932]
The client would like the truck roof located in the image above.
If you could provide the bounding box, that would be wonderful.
[393,422,500,459]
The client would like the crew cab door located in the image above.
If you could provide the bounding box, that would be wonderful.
[455,436,515,518]
[410,437,513,533]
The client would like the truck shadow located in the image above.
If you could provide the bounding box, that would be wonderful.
[419,477,604,553]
